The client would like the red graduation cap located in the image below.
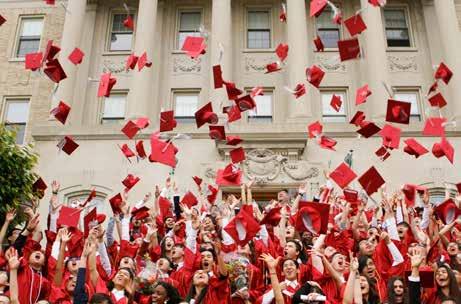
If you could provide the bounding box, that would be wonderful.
[158,196,173,219]
[343,189,358,203]
[275,43,289,62]
[181,36,206,59]
[330,94,342,112]
[32,177,47,193]
[181,191,198,208]
[68,48,84,65]
[432,137,454,164]
[57,206,81,228]
[356,84,371,105]
[109,193,123,214]
[307,121,323,138]
[131,206,150,220]
[314,36,324,52]
[135,140,147,158]
[318,135,337,151]
[428,92,447,108]
[434,199,461,224]
[338,38,361,62]
[306,65,325,88]
[125,53,139,71]
[119,240,139,259]
[434,62,453,85]
[386,99,411,125]
[213,65,224,89]
[50,101,71,125]
[224,209,260,246]
[195,102,218,128]
[380,124,401,149]
[43,40,61,63]
[149,134,178,168]
[84,208,106,237]
[279,4,287,22]
[97,72,117,97]
[216,163,242,186]
[368,0,386,7]
[225,106,242,123]
[402,184,417,207]
[260,206,282,226]
[25,52,43,71]
[120,143,136,160]
[403,138,428,158]
[224,81,243,100]
[160,110,177,132]
[58,136,79,155]
[121,120,140,139]
[358,166,385,196]
[310,0,328,17]
[226,135,243,146]
[292,83,306,99]
[330,162,357,189]
[350,111,367,127]
[192,176,202,187]
[122,174,140,191]
[295,202,330,234]
[265,62,282,74]
[375,146,391,161]
[44,59,67,83]
[230,147,246,164]
[0,15,6,26]
[123,15,134,30]
[45,0,56,5]
[209,125,226,140]
[135,117,150,129]
[344,13,367,36]
[357,122,381,138]
[235,94,256,111]
[250,86,264,97]
[422,117,446,137]
[137,52,152,71]
[428,81,438,95]
[207,184,219,204]
[456,183,461,194]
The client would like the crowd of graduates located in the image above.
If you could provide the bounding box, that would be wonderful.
[0,175,460,304]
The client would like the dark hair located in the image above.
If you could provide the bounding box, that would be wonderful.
[199,246,217,261]
[358,255,373,274]
[160,236,174,257]
[153,281,182,304]
[282,258,299,269]
[280,189,289,194]
[386,276,408,304]
[363,276,380,304]
[185,281,209,304]
[397,222,410,228]
[292,281,325,304]
[435,263,461,304]
[286,239,308,263]
[90,293,114,304]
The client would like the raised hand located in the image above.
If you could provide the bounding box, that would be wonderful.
[5,209,16,222]
[61,228,72,243]
[26,213,40,233]
[51,180,60,193]
[259,253,280,271]
[5,247,20,270]
[154,185,160,198]
[349,252,359,272]
[408,251,424,269]
[298,182,307,195]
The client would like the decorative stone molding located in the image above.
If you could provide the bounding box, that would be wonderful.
[102,59,126,74]
[243,149,284,183]
[387,55,418,72]
[314,53,346,73]
[244,55,276,73]
[173,56,202,74]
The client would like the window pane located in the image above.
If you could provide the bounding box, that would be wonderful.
[180,12,201,31]
[384,10,407,28]
[5,102,29,123]
[248,11,270,29]
[112,14,133,33]
[394,92,420,120]
[249,93,272,122]
[318,29,340,48]
[17,38,41,57]
[248,30,270,49]
[21,18,43,36]
[110,33,133,51]
[103,95,126,119]
[321,92,346,122]
[175,94,198,118]
[5,124,26,145]
[316,9,337,29]
[386,29,410,47]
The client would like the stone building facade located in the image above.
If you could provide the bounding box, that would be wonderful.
[1,0,461,216]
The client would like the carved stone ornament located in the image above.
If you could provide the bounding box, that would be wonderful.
[102,59,126,74]
[314,53,346,73]
[387,55,418,72]
[244,56,276,73]
[173,56,201,73]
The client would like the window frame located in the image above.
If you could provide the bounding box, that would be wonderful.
[172,89,200,123]
[246,88,274,123]
[245,7,273,50]
[2,97,30,145]
[13,15,44,59]
[106,10,136,53]
[320,89,348,123]
[392,88,423,122]
[382,6,414,49]
[99,91,128,124]
[315,6,342,50]
[65,191,108,215]
[176,9,203,50]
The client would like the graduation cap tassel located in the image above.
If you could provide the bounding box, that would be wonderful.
[60,2,72,15]
[344,150,353,168]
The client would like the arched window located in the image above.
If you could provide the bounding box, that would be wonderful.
[65,190,110,216]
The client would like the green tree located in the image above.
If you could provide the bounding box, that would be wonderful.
[0,124,39,218]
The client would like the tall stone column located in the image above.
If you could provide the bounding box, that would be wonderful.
[126,0,158,122]
[433,0,461,121]
[209,0,232,111]
[287,0,310,119]
[360,0,390,120]
[54,0,86,114]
